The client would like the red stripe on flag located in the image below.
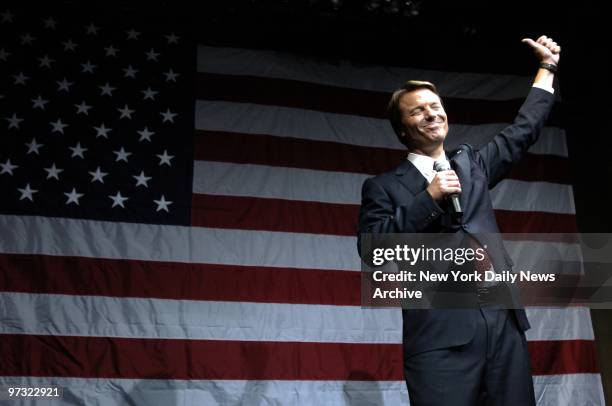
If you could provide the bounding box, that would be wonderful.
[494,209,578,233]
[0,253,360,305]
[0,334,404,380]
[195,130,401,175]
[529,340,599,375]
[507,154,570,184]
[0,334,597,378]
[196,73,563,126]
[191,194,359,235]
[191,194,577,235]
[194,130,570,184]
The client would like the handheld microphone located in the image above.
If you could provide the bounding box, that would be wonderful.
[434,160,463,219]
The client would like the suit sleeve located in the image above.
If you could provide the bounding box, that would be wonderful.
[477,87,556,188]
[357,177,443,256]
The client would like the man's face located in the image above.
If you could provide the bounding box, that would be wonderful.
[398,88,448,150]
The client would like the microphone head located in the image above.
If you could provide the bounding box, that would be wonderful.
[434,159,451,172]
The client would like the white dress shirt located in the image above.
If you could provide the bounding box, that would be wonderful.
[407,153,449,183]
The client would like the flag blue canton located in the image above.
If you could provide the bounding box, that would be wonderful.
[0,7,194,225]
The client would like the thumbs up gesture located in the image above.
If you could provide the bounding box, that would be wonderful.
[522,35,561,65]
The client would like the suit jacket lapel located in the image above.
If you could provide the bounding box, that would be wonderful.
[394,159,428,196]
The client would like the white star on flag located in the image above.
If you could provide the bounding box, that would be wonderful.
[109,191,128,208]
[44,163,63,180]
[1,10,14,23]
[118,105,135,119]
[0,48,11,61]
[32,95,49,109]
[85,23,99,35]
[93,123,112,138]
[25,138,43,155]
[0,159,18,175]
[114,147,131,162]
[126,28,141,40]
[18,183,37,201]
[75,101,93,115]
[89,167,108,183]
[62,39,77,51]
[69,142,87,158]
[81,60,97,73]
[20,33,35,45]
[38,55,55,68]
[160,109,177,123]
[13,72,30,85]
[137,127,154,142]
[123,65,138,78]
[50,119,68,134]
[153,195,172,212]
[163,69,179,82]
[99,83,116,96]
[43,16,57,29]
[57,77,74,92]
[133,171,152,187]
[64,188,84,205]
[104,45,118,56]
[141,87,158,100]
[165,33,180,44]
[157,150,174,166]
[6,113,23,129]
[146,48,160,61]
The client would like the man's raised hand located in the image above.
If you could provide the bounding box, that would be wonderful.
[522,35,561,65]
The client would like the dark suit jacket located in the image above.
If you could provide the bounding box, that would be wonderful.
[357,87,555,357]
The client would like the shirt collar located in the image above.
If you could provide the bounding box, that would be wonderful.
[407,151,449,182]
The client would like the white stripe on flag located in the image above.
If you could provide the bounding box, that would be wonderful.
[490,179,575,215]
[0,376,410,406]
[525,307,594,341]
[193,161,575,214]
[0,292,402,344]
[0,374,605,406]
[532,374,606,406]
[0,292,595,343]
[0,215,582,271]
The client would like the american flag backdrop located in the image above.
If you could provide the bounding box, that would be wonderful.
[0,6,606,406]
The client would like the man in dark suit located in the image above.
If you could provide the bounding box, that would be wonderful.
[357,36,561,405]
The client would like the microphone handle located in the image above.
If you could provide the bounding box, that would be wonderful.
[449,193,463,219]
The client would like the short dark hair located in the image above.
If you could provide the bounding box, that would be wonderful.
[387,80,440,147]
